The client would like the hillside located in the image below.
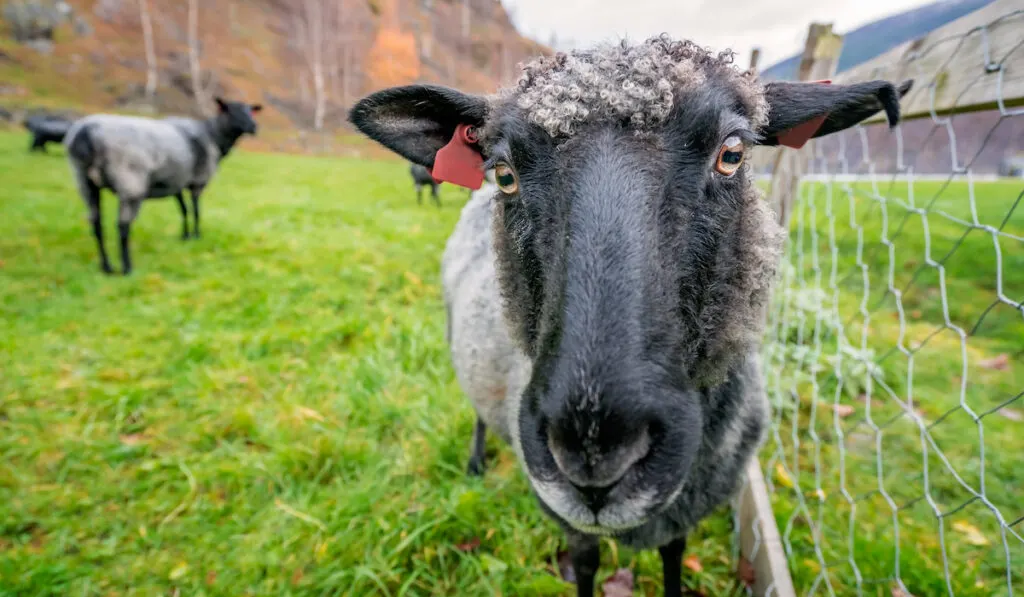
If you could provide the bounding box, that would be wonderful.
[0,0,549,154]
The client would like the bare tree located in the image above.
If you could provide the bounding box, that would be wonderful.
[461,0,470,39]
[138,0,157,101]
[188,0,209,114]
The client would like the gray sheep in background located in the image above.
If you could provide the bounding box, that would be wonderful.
[24,114,73,152]
[63,97,261,275]
[408,162,441,206]
[350,35,910,596]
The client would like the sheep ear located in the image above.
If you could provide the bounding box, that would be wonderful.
[757,79,913,148]
[347,84,488,168]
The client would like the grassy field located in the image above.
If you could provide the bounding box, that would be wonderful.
[0,131,746,596]
[763,176,1024,595]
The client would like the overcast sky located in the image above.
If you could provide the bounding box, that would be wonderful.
[503,0,935,69]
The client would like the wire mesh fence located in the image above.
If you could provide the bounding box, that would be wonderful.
[742,5,1024,596]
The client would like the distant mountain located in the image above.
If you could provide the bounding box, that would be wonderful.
[760,0,995,81]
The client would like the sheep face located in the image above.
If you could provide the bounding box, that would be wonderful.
[214,96,262,135]
[349,36,911,537]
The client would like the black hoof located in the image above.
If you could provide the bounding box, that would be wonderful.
[467,458,485,477]
[101,264,114,274]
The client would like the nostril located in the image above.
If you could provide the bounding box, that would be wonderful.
[571,481,617,511]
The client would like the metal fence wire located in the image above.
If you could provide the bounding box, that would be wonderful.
[738,7,1024,597]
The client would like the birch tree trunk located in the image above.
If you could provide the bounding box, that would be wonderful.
[138,0,157,101]
[188,0,207,114]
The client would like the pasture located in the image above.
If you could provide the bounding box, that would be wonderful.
[0,131,739,596]
[0,127,1019,596]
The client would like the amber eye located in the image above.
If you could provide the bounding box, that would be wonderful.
[494,162,519,194]
[715,136,745,176]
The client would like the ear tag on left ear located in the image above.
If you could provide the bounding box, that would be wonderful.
[430,123,484,190]
[777,79,832,149]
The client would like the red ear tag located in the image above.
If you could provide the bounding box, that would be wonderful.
[777,79,832,149]
[429,123,485,190]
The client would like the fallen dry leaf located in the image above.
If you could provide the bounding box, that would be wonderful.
[737,556,756,588]
[998,408,1023,422]
[683,554,703,573]
[119,433,146,446]
[601,568,634,597]
[774,462,794,489]
[952,521,990,546]
[556,549,575,583]
[978,354,1009,371]
[168,561,189,580]
[832,404,855,418]
[291,568,304,586]
[295,406,324,422]
[455,537,481,552]
[891,585,915,597]
[205,570,217,585]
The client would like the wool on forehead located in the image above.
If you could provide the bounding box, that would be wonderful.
[488,34,768,141]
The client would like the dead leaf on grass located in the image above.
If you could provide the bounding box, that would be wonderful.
[455,537,481,552]
[683,554,703,573]
[556,549,575,583]
[601,568,634,597]
[119,433,146,446]
[978,354,1009,371]
[737,556,756,587]
[833,404,855,418]
[998,408,1023,422]
[891,585,915,597]
[952,520,990,546]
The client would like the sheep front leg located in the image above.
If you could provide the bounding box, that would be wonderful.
[567,531,600,597]
[658,536,687,597]
[118,198,142,275]
[189,185,204,239]
[430,182,440,207]
[466,416,487,476]
[175,192,190,240]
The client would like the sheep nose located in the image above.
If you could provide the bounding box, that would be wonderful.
[546,418,652,503]
[570,480,618,511]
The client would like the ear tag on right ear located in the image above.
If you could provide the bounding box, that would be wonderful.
[777,79,832,149]
[429,124,485,190]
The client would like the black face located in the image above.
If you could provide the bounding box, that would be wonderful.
[482,80,772,532]
[347,74,911,534]
[215,97,262,135]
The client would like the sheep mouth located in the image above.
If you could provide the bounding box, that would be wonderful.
[528,468,665,535]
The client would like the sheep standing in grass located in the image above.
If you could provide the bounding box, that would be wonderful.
[63,97,261,275]
[24,114,73,152]
[409,162,441,206]
[351,35,910,596]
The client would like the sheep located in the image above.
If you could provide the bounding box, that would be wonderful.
[63,97,261,275]
[24,114,73,152]
[409,162,441,206]
[350,35,911,596]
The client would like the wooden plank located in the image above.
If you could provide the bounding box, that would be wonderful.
[737,457,797,597]
[835,0,1024,122]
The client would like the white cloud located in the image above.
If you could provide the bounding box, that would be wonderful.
[503,0,936,69]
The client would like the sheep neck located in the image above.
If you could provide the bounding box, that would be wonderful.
[204,116,245,161]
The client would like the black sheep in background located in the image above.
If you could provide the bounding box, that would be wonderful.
[24,115,74,152]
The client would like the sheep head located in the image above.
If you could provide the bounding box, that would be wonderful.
[349,35,911,536]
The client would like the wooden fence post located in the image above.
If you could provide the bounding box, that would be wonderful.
[767,23,844,228]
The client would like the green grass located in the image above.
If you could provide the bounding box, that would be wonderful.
[0,131,745,596]
[763,177,1024,596]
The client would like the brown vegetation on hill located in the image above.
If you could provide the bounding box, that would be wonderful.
[0,0,549,154]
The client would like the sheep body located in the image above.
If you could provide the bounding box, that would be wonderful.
[65,114,218,200]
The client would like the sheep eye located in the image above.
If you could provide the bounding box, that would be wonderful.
[715,136,745,176]
[494,162,519,194]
